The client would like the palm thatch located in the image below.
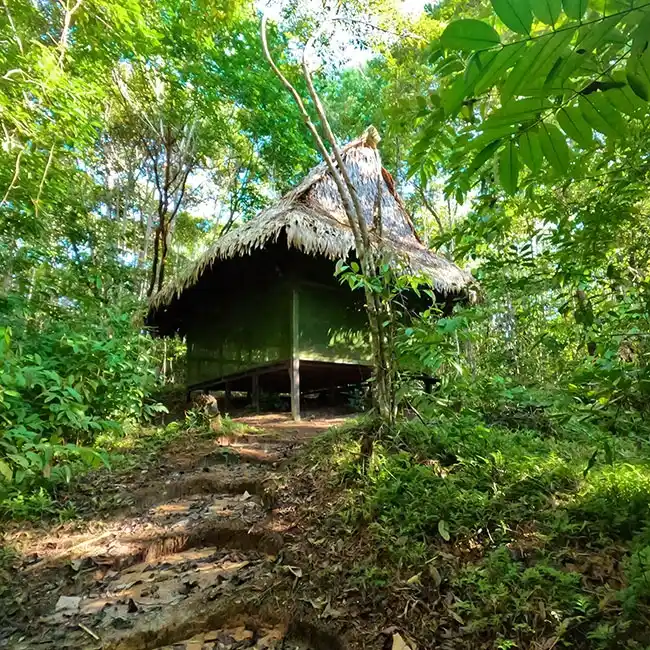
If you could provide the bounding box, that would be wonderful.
[149,130,471,312]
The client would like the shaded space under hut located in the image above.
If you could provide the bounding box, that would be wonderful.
[146,128,472,420]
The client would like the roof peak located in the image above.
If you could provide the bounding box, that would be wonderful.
[360,125,381,149]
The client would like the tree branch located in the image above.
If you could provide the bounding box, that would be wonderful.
[33,144,55,219]
[0,147,24,210]
[2,0,23,54]
[57,0,83,67]
[260,15,362,251]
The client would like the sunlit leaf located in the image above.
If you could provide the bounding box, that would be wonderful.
[538,123,570,173]
[502,30,574,101]
[563,0,588,20]
[441,20,501,51]
[557,106,594,147]
[626,21,650,101]
[474,42,527,95]
[441,77,467,116]
[578,95,621,138]
[499,139,519,194]
[0,460,12,482]
[468,139,502,175]
[491,0,533,34]
[438,519,451,541]
[603,76,647,116]
[518,128,544,173]
[532,0,562,25]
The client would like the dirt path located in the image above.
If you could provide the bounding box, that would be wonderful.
[2,414,349,650]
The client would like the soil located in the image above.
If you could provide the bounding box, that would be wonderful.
[0,412,374,650]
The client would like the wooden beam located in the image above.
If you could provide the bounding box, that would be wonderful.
[290,287,301,421]
[251,374,260,413]
[187,361,289,394]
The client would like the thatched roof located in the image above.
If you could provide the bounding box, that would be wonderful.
[149,129,471,312]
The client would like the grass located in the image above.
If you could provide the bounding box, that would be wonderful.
[309,406,650,649]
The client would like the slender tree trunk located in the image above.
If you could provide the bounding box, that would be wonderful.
[261,16,395,423]
[147,225,162,298]
[157,222,170,292]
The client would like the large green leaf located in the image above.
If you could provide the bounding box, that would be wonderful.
[577,15,621,54]
[464,50,499,96]
[554,17,620,84]
[562,0,588,20]
[578,95,622,138]
[468,140,502,175]
[474,42,527,95]
[531,0,562,25]
[441,20,501,51]
[0,459,12,482]
[603,83,645,117]
[496,98,553,120]
[625,19,650,101]
[518,128,544,173]
[557,106,593,147]
[502,30,575,100]
[441,77,466,115]
[499,140,520,194]
[627,68,650,101]
[468,124,519,150]
[589,93,626,134]
[480,98,552,131]
[630,10,650,60]
[491,0,533,34]
[538,123,570,173]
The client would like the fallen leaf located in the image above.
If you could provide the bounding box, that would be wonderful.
[322,603,344,619]
[392,632,412,650]
[55,596,81,612]
[406,572,421,585]
[429,565,442,587]
[229,626,254,641]
[450,610,464,624]
[438,519,450,542]
[303,596,326,610]
[286,565,302,578]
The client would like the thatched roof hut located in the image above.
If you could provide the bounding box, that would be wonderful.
[147,129,471,419]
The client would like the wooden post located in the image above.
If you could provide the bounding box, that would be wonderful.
[224,382,232,412]
[251,374,260,413]
[290,287,300,421]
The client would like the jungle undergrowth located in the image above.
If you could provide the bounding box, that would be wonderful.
[306,389,650,650]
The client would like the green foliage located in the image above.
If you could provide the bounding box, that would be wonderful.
[0,0,323,516]
[621,544,650,616]
[316,387,650,647]
[453,548,592,645]
[0,300,165,509]
[413,0,650,196]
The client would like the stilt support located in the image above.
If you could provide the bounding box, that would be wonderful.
[252,374,260,413]
[290,288,301,421]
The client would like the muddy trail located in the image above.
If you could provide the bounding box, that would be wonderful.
[1,414,351,650]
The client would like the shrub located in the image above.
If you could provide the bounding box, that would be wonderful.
[0,302,165,505]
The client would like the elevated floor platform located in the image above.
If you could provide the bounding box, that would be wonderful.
[188,359,372,420]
